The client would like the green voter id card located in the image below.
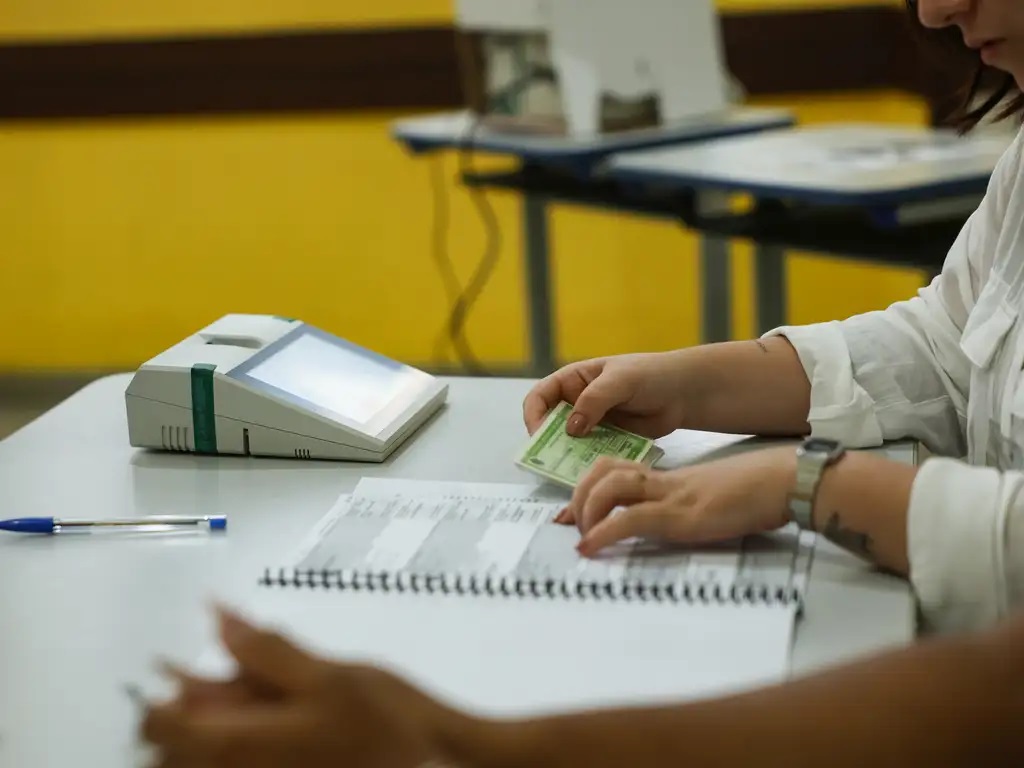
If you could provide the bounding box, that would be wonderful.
[515,401,664,489]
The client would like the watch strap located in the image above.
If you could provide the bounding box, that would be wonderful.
[789,439,845,531]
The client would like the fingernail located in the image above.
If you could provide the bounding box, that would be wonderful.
[567,413,588,436]
[576,539,592,557]
[554,508,569,524]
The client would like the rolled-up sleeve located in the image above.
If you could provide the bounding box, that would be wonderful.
[766,321,885,447]
[763,249,974,456]
[909,458,1024,631]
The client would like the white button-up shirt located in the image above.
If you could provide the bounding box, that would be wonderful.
[767,127,1024,633]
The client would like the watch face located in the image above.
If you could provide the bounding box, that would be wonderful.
[803,437,842,455]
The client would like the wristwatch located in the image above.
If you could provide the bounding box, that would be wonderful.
[788,437,846,531]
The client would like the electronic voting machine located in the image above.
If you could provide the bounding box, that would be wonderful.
[125,315,447,461]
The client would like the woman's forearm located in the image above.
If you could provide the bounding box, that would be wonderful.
[679,334,913,573]
[460,614,1024,768]
[679,337,811,437]
[809,451,917,574]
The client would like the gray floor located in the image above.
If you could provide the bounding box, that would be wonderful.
[0,406,43,440]
[0,376,99,440]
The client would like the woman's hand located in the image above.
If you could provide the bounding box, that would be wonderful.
[522,338,812,441]
[142,608,479,768]
[523,352,693,439]
[562,447,798,556]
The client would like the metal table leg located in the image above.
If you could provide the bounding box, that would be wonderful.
[755,245,787,334]
[700,236,732,343]
[694,191,733,344]
[523,193,557,376]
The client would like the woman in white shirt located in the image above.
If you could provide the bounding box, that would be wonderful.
[523,0,1024,633]
[139,3,1024,766]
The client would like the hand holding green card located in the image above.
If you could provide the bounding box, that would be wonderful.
[515,401,664,488]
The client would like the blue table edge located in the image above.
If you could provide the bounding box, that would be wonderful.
[607,164,992,209]
[390,114,795,177]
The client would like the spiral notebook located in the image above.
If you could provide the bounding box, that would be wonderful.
[260,477,812,609]
[218,479,807,717]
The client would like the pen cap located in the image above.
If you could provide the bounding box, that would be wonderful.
[0,516,55,534]
[209,516,228,531]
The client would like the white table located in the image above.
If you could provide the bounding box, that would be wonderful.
[609,123,1011,334]
[0,374,913,767]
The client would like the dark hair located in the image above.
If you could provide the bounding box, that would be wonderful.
[906,0,1024,132]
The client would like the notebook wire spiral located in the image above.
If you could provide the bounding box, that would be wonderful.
[259,566,803,608]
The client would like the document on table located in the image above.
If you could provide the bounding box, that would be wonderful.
[280,477,810,604]
[195,478,807,721]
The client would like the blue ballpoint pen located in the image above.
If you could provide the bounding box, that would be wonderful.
[0,515,227,534]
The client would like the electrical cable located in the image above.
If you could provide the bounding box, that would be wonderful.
[428,156,463,365]
[446,114,501,374]
[428,55,556,374]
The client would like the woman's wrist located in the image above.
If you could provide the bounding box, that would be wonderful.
[668,346,723,431]
[769,444,800,522]
[661,348,702,430]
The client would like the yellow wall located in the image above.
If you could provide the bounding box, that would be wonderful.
[0,92,928,372]
[0,1,929,372]
[0,1,454,39]
[0,113,522,369]
[0,0,901,39]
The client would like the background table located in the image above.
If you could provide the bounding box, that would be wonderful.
[0,374,912,766]
[608,123,1010,334]
[393,109,794,373]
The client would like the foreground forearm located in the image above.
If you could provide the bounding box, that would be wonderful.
[680,338,810,436]
[460,615,1024,768]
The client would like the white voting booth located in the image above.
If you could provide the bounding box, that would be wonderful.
[456,0,729,136]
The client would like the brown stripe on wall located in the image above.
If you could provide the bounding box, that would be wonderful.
[726,7,922,96]
[0,6,956,121]
[0,27,464,119]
